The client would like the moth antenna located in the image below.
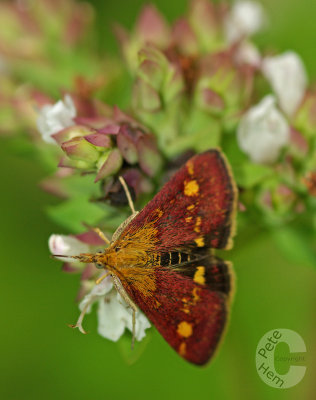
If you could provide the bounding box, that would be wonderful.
[50,254,77,259]
[119,176,136,214]
[51,254,96,263]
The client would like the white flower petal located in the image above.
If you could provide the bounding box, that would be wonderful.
[125,309,151,342]
[97,291,130,342]
[78,274,113,315]
[48,234,90,262]
[97,291,151,342]
[235,41,261,67]
[114,292,151,340]
[37,94,76,143]
[90,273,113,297]
[237,95,290,164]
[225,1,266,43]
[262,51,307,116]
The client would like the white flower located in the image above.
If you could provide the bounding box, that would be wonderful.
[225,1,266,43]
[235,41,261,67]
[262,51,308,116]
[97,291,151,342]
[237,95,290,164]
[49,234,89,263]
[37,94,76,143]
[76,274,151,342]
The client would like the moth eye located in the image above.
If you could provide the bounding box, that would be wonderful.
[115,247,120,253]
[96,263,103,269]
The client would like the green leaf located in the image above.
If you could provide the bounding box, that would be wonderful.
[58,174,100,198]
[272,227,316,270]
[233,162,273,188]
[184,110,221,152]
[46,197,106,233]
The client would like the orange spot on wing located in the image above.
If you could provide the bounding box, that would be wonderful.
[194,266,206,285]
[185,216,192,223]
[150,208,164,223]
[184,180,199,196]
[181,298,191,314]
[186,160,194,176]
[194,237,204,247]
[182,297,189,303]
[187,204,195,211]
[177,321,193,338]
[179,342,187,356]
[154,299,161,308]
[194,216,202,232]
[192,287,200,304]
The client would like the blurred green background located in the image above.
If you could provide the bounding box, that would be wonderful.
[0,1,315,399]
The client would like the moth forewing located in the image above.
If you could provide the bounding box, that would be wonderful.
[111,211,139,243]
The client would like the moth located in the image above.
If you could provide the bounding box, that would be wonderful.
[59,149,237,365]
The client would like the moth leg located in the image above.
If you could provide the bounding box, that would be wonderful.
[69,298,95,334]
[93,227,111,245]
[111,177,139,242]
[70,272,111,334]
[119,176,136,214]
[131,309,136,349]
[95,271,111,285]
[112,274,138,348]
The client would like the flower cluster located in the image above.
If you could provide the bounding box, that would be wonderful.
[1,0,316,348]
[38,91,162,186]
[113,1,316,225]
[116,1,262,155]
[115,2,310,163]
